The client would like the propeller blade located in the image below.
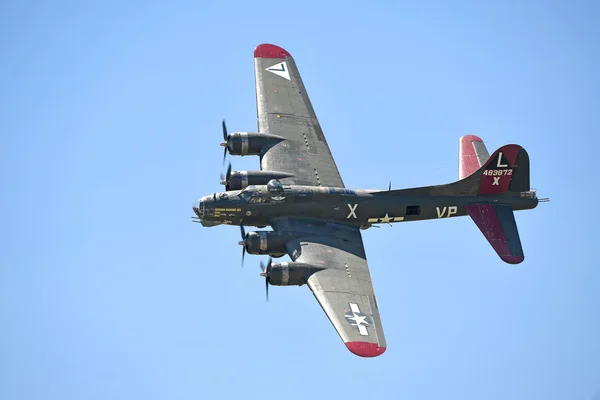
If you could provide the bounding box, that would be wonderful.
[224,163,232,190]
[238,226,247,268]
[266,257,272,273]
[259,258,272,301]
[220,162,232,187]
[388,181,392,191]
[220,120,229,165]
[222,119,228,142]
[265,276,269,302]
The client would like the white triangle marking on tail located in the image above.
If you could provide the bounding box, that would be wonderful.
[265,61,290,80]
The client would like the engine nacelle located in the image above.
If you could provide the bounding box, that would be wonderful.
[267,262,324,286]
[226,170,293,190]
[225,132,284,156]
[242,231,297,257]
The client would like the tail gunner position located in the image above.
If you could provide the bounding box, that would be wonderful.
[192,44,548,358]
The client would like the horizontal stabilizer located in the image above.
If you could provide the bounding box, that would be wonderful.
[465,203,524,264]
[459,135,490,180]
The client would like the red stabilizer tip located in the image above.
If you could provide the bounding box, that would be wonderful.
[459,135,486,180]
[254,43,291,59]
[501,255,525,264]
[460,134,483,143]
[345,342,386,357]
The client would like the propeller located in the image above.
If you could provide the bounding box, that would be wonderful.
[220,162,232,189]
[238,225,246,267]
[220,119,229,165]
[259,258,272,301]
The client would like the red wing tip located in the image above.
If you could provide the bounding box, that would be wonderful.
[254,43,291,59]
[345,342,386,357]
[460,134,484,143]
[501,255,525,264]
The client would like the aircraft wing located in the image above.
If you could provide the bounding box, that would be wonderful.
[271,217,387,357]
[254,44,345,188]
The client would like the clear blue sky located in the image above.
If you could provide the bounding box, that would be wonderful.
[1,1,598,399]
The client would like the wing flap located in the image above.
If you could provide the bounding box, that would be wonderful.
[465,203,524,264]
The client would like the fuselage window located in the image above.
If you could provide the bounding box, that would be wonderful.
[406,205,420,216]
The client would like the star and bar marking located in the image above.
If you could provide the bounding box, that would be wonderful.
[367,213,404,223]
[344,303,373,336]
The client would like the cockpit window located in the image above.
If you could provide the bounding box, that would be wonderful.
[239,188,267,203]
[239,191,252,202]
[248,194,266,203]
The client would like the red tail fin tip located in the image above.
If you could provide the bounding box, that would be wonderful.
[459,135,490,180]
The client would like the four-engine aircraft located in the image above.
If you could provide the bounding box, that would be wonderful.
[192,43,547,357]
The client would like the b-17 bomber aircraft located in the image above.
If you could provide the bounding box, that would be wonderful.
[192,43,548,357]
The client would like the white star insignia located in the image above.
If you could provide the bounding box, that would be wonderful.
[379,213,393,223]
[346,313,368,326]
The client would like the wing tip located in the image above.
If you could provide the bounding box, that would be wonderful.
[501,255,525,264]
[345,341,386,357]
[254,43,291,59]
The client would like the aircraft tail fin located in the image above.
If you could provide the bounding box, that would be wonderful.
[465,203,524,264]
[459,135,490,180]
[474,143,530,195]
[458,136,530,194]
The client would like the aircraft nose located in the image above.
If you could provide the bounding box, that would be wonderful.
[193,199,204,219]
